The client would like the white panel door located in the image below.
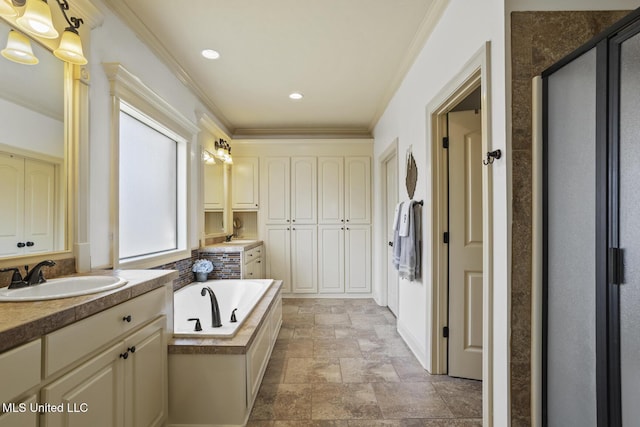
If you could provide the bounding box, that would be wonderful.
[262,157,290,224]
[203,162,224,211]
[448,110,483,381]
[345,225,371,293]
[318,157,344,224]
[232,157,259,210]
[384,153,399,315]
[291,225,317,293]
[0,153,24,257]
[291,157,317,224]
[23,159,55,254]
[318,225,344,293]
[345,157,371,224]
[264,225,291,292]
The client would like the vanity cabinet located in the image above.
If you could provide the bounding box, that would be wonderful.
[0,339,41,427]
[41,289,167,427]
[242,245,264,279]
[0,153,57,257]
[232,157,259,210]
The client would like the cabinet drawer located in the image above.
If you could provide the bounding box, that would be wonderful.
[0,394,37,427]
[244,246,262,264]
[44,287,166,377]
[0,340,40,404]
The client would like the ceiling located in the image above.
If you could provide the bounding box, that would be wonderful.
[104,0,446,138]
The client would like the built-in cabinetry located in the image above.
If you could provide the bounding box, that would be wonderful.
[0,152,57,257]
[263,157,319,293]
[263,155,371,294]
[232,157,259,210]
[203,161,224,211]
[0,285,170,427]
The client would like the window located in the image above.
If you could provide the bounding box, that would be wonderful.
[119,109,179,260]
[105,63,196,269]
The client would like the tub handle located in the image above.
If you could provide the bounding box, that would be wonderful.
[187,318,202,331]
[230,309,238,323]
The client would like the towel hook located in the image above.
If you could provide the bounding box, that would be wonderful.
[483,149,502,165]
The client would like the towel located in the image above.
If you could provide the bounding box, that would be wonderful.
[394,200,422,281]
[392,202,403,270]
[398,200,412,237]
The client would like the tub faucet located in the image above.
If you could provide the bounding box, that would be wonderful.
[24,260,56,286]
[200,286,222,327]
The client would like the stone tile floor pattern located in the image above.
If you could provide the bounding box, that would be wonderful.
[247,298,482,426]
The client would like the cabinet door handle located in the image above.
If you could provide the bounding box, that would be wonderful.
[122,315,132,323]
[292,219,295,222]
[16,242,25,248]
[346,219,350,222]
[341,219,344,222]
[286,219,290,222]
[257,260,261,264]
[287,227,290,231]
[128,346,136,353]
[292,228,296,231]
[26,241,34,247]
[119,351,128,360]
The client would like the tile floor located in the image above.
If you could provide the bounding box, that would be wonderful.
[247,298,482,426]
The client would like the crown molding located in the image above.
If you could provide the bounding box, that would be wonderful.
[196,110,231,139]
[232,127,372,140]
[368,0,450,132]
[100,0,233,132]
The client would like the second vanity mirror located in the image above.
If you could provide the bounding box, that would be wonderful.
[0,19,67,259]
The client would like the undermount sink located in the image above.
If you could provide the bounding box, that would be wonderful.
[0,276,128,302]
[223,240,256,244]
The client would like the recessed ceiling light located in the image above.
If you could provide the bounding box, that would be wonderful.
[201,49,220,60]
[289,92,303,100]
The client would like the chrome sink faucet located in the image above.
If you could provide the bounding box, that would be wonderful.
[200,286,222,327]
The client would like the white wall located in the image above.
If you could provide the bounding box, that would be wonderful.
[372,0,509,424]
[88,1,211,268]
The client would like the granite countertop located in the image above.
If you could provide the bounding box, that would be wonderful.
[169,280,282,355]
[200,239,263,253]
[0,269,178,353]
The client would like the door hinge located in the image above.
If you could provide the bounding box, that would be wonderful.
[443,137,449,149]
[443,232,449,244]
[443,326,449,338]
[609,247,625,285]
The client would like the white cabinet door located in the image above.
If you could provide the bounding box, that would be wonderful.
[318,157,344,224]
[0,395,37,427]
[123,317,166,427]
[265,225,291,292]
[291,225,317,293]
[42,343,125,427]
[232,157,259,210]
[203,162,224,211]
[345,157,371,224]
[345,225,371,293]
[0,153,24,257]
[244,258,263,279]
[262,157,290,224]
[24,159,55,254]
[291,157,317,224]
[318,225,345,293]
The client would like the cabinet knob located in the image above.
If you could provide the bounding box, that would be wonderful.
[119,351,128,360]
[292,219,295,222]
[257,260,261,264]
[292,228,296,231]
[16,242,25,248]
[286,219,290,222]
[122,315,132,323]
[26,241,34,247]
[287,227,290,231]
[341,219,344,222]
[346,219,350,222]
[127,346,136,353]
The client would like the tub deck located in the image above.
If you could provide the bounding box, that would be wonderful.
[169,280,282,355]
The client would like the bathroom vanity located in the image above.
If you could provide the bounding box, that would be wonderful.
[199,240,264,280]
[0,270,176,427]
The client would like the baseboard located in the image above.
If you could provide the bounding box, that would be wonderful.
[397,320,428,368]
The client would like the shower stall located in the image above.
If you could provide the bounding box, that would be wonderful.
[543,7,640,427]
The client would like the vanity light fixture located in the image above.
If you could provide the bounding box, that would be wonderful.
[15,0,88,65]
[1,29,38,64]
[0,0,18,17]
[214,139,233,164]
[202,150,216,164]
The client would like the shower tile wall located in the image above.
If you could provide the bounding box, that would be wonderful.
[510,10,628,426]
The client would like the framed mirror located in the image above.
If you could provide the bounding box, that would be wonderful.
[0,19,67,260]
